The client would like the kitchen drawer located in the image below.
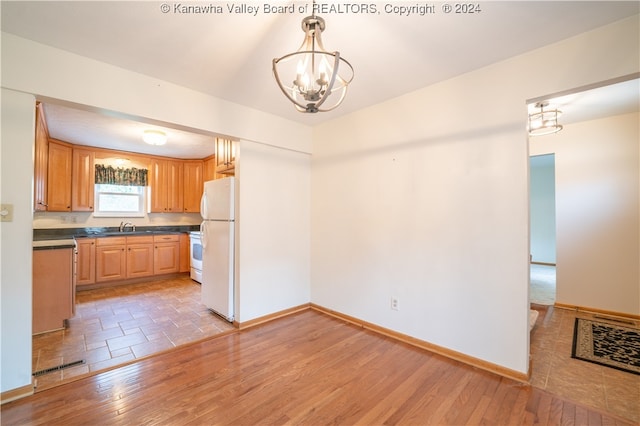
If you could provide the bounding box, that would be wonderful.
[153,234,179,242]
[96,236,127,246]
[126,235,154,244]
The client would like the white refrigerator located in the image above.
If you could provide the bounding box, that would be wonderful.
[200,177,236,322]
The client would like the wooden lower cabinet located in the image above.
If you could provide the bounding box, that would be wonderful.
[126,236,154,278]
[96,237,127,282]
[179,233,190,273]
[76,238,96,286]
[154,234,180,275]
[33,248,73,334]
[80,233,187,286]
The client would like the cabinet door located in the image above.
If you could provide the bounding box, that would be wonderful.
[227,140,237,168]
[47,141,72,212]
[149,159,184,213]
[183,161,203,212]
[96,245,127,282]
[166,161,184,212]
[34,103,49,212]
[33,248,73,334]
[215,139,226,171]
[148,159,168,213]
[127,243,154,278]
[215,139,236,174]
[72,148,95,211]
[154,235,180,274]
[76,238,96,286]
[154,243,180,274]
[203,156,216,182]
[179,233,190,273]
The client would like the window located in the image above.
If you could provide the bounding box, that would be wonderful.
[94,184,146,217]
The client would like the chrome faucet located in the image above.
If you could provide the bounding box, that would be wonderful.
[119,221,135,232]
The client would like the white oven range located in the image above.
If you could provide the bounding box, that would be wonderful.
[189,231,203,283]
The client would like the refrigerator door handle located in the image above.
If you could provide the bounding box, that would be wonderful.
[200,192,208,219]
[201,222,208,249]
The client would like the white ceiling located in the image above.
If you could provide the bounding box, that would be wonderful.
[529,78,640,125]
[2,1,638,158]
[41,102,220,159]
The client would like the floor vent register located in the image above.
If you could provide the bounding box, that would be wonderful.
[33,360,85,377]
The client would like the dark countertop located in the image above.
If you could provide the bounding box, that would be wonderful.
[33,225,200,241]
[32,240,76,250]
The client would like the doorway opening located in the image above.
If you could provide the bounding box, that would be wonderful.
[529,153,556,306]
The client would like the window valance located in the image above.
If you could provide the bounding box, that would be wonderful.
[95,164,148,186]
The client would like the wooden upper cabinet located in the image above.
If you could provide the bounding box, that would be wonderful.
[72,148,95,211]
[148,158,168,213]
[34,103,49,212]
[215,138,236,175]
[47,140,73,212]
[183,160,203,213]
[167,161,184,213]
[149,158,183,213]
[203,156,216,182]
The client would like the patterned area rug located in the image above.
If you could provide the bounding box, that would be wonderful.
[571,318,640,375]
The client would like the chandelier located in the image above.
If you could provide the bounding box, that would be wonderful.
[528,102,563,136]
[272,10,354,113]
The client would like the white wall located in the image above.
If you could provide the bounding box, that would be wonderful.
[531,112,639,315]
[530,155,557,264]
[1,89,36,393]
[311,16,639,374]
[1,32,312,154]
[236,140,311,322]
[0,34,312,394]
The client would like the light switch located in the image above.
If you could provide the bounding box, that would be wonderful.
[1,204,14,222]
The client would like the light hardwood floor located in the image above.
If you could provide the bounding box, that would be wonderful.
[2,308,636,425]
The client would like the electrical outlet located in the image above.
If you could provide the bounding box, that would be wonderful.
[391,297,399,311]
[0,204,14,222]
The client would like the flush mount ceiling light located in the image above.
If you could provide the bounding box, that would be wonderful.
[143,129,167,146]
[272,6,354,113]
[528,102,563,136]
